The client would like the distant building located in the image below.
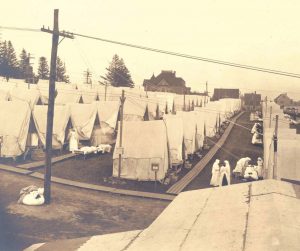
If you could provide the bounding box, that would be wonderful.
[243,93,262,111]
[211,88,240,101]
[274,93,294,108]
[143,71,190,94]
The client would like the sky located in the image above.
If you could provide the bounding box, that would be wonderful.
[1,0,300,99]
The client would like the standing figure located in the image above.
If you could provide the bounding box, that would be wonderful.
[210,159,220,186]
[68,128,78,153]
[219,160,231,186]
[254,157,263,178]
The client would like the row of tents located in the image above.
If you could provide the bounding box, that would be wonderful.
[0,79,208,112]
[0,94,213,158]
[262,102,300,182]
[112,98,241,181]
[0,101,120,158]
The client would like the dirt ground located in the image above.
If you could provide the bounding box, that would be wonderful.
[185,111,263,191]
[0,171,169,251]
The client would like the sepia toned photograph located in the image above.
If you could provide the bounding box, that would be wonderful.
[0,1,299,250]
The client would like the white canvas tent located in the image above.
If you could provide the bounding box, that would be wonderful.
[69,103,97,140]
[163,115,184,165]
[194,106,218,137]
[176,111,197,157]
[91,101,120,145]
[113,120,169,181]
[81,90,98,103]
[32,105,71,149]
[123,99,148,121]
[55,90,82,105]
[10,87,41,108]
[0,101,31,157]
[0,89,10,101]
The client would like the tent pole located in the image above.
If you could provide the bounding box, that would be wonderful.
[273,115,278,179]
[118,90,126,178]
[269,106,272,128]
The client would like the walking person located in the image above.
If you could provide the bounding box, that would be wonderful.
[210,159,220,186]
[219,160,231,186]
[68,128,78,153]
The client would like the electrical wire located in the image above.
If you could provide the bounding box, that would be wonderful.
[3,25,300,79]
[71,31,300,79]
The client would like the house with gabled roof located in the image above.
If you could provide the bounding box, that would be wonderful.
[143,70,190,94]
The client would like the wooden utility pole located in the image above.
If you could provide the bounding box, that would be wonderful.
[183,89,186,111]
[118,90,126,178]
[273,115,279,179]
[84,68,92,85]
[41,9,74,204]
[269,106,273,128]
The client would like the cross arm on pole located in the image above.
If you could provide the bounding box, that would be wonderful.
[41,26,74,39]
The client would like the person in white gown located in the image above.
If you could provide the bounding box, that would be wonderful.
[210,159,220,186]
[68,128,78,153]
[254,157,263,178]
[219,160,231,186]
[233,157,251,178]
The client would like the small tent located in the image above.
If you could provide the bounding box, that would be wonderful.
[176,111,197,157]
[10,86,42,108]
[69,103,97,141]
[0,101,31,157]
[123,99,149,121]
[113,120,169,181]
[55,89,82,105]
[163,115,184,165]
[91,101,120,145]
[81,89,99,103]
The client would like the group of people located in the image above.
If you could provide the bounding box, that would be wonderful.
[210,157,264,187]
[210,159,231,187]
[233,157,263,181]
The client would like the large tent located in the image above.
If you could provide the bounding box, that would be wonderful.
[0,101,31,157]
[113,120,169,181]
[32,105,71,149]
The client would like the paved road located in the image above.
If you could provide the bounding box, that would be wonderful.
[185,112,263,191]
[0,171,169,251]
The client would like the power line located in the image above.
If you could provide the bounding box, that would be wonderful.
[0,26,40,32]
[71,31,300,79]
[2,25,300,79]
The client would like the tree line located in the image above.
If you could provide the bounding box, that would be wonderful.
[0,40,69,83]
[0,39,135,87]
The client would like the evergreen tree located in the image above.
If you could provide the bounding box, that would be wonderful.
[19,48,31,79]
[105,54,134,87]
[56,57,69,83]
[0,40,19,79]
[38,56,50,79]
[6,41,19,78]
[0,41,8,77]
